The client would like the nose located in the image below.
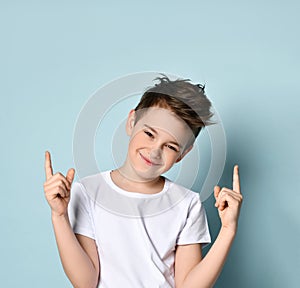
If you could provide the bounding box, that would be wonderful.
[149,146,162,160]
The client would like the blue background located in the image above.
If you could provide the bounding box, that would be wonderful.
[1,0,299,287]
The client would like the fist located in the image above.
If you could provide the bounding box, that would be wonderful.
[43,151,75,217]
[214,165,243,232]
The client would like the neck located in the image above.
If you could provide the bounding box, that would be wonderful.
[110,168,165,194]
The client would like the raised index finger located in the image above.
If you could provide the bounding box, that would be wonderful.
[233,164,240,193]
[44,151,53,180]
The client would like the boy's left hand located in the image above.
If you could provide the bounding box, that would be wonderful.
[214,165,243,233]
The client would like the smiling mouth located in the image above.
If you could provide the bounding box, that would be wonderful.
[139,152,162,166]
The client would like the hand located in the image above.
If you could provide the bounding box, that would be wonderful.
[214,165,243,233]
[43,151,75,217]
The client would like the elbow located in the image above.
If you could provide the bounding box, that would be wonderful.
[71,273,100,288]
[73,279,99,288]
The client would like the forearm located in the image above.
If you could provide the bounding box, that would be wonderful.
[181,227,236,288]
[51,213,98,288]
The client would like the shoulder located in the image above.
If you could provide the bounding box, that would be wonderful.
[75,170,109,189]
[69,171,110,215]
[70,171,110,202]
[165,178,202,211]
[166,178,200,200]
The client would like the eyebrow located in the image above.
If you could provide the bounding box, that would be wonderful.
[143,124,182,148]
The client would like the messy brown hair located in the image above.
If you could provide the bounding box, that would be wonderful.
[134,74,215,140]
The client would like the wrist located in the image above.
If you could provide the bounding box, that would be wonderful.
[220,225,237,238]
[51,211,69,222]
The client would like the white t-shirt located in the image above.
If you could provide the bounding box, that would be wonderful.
[68,171,211,288]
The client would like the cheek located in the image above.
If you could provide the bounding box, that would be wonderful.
[128,133,145,153]
[163,150,180,164]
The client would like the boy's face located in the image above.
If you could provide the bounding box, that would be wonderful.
[124,107,194,181]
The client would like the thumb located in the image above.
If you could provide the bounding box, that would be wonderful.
[214,185,221,208]
[66,168,75,185]
[214,185,221,200]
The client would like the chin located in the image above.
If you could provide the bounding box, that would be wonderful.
[133,167,162,181]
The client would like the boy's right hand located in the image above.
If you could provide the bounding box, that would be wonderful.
[43,151,75,217]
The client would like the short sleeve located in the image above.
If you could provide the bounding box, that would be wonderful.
[68,182,95,240]
[176,193,211,247]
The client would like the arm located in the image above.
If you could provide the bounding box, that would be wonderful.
[174,243,202,287]
[44,151,100,288]
[178,228,235,288]
[52,214,100,288]
[176,165,243,288]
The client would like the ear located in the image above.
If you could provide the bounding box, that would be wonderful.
[126,109,136,136]
[175,145,193,163]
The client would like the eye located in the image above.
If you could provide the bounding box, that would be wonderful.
[144,130,154,138]
[166,144,178,152]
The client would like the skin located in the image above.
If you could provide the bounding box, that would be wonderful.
[111,108,194,192]
[177,165,242,288]
[44,151,100,288]
[43,107,243,288]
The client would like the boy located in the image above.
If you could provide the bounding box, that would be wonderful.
[44,75,243,288]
